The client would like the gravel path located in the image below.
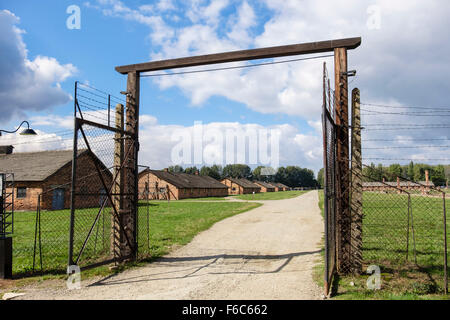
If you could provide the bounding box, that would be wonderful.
[16,191,324,300]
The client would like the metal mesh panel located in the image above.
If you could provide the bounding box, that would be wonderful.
[71,124,116,268]
[7,83,153,275]
[354,169,448,293]
[322,63,337,294]
[137,166,151,259]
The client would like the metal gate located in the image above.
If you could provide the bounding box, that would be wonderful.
[68,81,138,270]
[322,63,337,295]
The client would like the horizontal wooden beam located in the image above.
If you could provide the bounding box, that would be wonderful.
[115,37,361,74]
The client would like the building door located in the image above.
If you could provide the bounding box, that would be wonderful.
[52,188,65,210]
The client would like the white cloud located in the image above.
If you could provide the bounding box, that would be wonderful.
[226,1,256,46]
[138,117,323,171]
[186,0,229,26]
[0,130,72,153]
[0,10,77,123]
[86,1,450,167]
[30,114,73,130]
[157,0,176,12]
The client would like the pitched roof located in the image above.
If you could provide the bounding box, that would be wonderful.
[141,169,228,189]
[254,181,276,189]
[0,149,86,182]
[223,177,260,189]
[272,182,289,189]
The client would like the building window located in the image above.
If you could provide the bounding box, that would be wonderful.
[17,187,27,198]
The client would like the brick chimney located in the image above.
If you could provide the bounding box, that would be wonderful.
[397,177,400,188]
[425,170,429,186]
[195,170,199,175]
[0,145,13,155]
[164,168,168,172]
[382,177,385,183]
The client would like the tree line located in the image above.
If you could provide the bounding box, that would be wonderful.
[362,162,448,186]
[167,164,318,188]
[316,162,449,188]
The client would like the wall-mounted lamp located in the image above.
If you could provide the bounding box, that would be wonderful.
[0,121,38,137]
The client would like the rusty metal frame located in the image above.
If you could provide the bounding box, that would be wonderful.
[70,123,136,265]
[68,83,138,268]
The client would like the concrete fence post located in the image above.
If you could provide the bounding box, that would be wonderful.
[350,88,363,274]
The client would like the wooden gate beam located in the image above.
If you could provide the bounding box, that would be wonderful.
[116,37,361,74]
[115,36,361,265]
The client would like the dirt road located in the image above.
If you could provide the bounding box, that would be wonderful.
[17,191,324,300]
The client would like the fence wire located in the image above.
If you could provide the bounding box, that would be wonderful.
[353,168,448,294]
[322,62,337,295]
[10,83,152,276]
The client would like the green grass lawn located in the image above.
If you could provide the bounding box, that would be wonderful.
[170,197,227,201]
[11,201,261,277]
[329,191,450,299]
[232,190,310,201]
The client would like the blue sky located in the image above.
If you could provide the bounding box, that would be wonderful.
[1,0,296,127]
[1,0,449,172]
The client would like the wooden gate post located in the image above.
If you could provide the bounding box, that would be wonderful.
[350,88,363,274]
[111,103,124,259]
[122,71,140,260]
[334,47,351,273]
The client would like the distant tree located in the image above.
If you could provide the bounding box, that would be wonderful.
[317,168,324,189]
[184,166,199,175]
[431,165,446,186]
[223,164,252,179]
[376,163,384,181]
[252,166,275,182]
[200,165,223,180]
[361,162,448,184]
[275,167,288,185]
[407,161,415,180]
[362,163,377,182]
[282,166,317,188]
[168,165,183,173]
[387,164,402,181]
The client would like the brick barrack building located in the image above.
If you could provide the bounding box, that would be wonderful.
[0,146,112,211]
[254,181,276,193]
[220,178,261,195]
[138,169,228,200]
[271,182,290,191]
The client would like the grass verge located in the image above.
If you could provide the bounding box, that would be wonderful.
[316,190,450,300]
[1,200,261,293]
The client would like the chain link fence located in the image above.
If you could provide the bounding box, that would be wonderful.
[11,175,153,276]
[10,83,152,276]
[353,168,448,293]
[322,62,337,294]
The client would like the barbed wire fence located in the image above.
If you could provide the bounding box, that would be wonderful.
[349,165,448,294]
[347,97,449,294]
[9,82,153,276]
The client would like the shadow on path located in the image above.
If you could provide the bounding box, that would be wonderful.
[88,250,322,288]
